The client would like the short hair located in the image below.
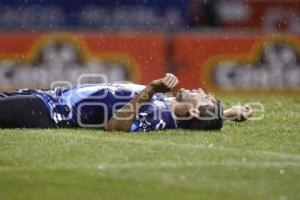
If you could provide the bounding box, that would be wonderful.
[177,100,224,130]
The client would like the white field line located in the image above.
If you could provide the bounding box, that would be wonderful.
[8,133,298,161]
[0,160,299,172]
[96,160,300,170]
[98,137,300,160]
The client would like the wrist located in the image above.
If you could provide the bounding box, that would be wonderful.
[147,84,158,94]
[138,85,155,101]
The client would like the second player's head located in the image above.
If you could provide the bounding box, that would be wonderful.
[174,88,224,130]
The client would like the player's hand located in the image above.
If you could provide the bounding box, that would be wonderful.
[232,104,253,122]
[150,73,179,93]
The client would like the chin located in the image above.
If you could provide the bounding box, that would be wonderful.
[176,90,185,102]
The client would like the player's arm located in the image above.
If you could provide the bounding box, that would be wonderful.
[105,73,179,132]
[223,105,253,122]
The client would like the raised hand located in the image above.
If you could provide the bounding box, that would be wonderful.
[232,105,253,122]
[224,104,253,122]
[150,73,179,93]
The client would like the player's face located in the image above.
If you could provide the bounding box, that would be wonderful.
[176,88,216,110]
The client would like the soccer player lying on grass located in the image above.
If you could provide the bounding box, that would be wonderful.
[0,73,252,131]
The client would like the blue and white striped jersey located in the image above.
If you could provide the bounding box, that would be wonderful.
[1,83,177,132]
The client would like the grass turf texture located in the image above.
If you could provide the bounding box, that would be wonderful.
[0,95,299,200]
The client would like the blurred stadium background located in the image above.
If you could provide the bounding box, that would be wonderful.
[0,0,299,93]
[1,1,300,200]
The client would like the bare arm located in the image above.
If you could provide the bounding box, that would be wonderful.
[223,104,253,122]
[105,73,179,131]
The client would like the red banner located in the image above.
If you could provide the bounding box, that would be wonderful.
[0,32,299,93]
[173,34,300,93]
[0,32,166,89]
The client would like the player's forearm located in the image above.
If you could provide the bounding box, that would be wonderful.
[223,105,252,122]
[223,108,237,120]
[105,85,155,132]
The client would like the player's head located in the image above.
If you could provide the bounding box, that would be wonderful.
[175,88,223,130]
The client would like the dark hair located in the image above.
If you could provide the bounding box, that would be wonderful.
[177,100,224,130]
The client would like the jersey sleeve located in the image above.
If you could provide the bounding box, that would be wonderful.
[130,111,177,132]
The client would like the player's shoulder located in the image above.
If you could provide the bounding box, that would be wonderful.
[65,83,143,91]
[110,83,146,92]
[75,83,146,90]
[64,83,146,99]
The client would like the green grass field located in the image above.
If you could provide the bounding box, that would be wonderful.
[0,95,299,200]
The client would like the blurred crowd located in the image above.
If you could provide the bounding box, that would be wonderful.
[0,0,299,33]
[187,0,300,33]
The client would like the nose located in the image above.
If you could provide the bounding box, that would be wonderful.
[191,88,205,95]
[198,88,205,94]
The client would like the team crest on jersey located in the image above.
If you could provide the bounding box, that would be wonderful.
[153,100,166,109]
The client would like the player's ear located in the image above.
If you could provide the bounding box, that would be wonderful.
[189,108,200,118]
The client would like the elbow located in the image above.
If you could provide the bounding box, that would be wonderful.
[104,123,131,132]
[104,122,115,131]
[104,125,112,131]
